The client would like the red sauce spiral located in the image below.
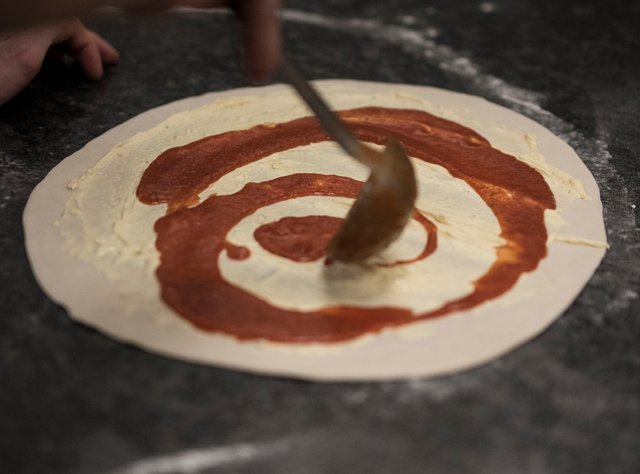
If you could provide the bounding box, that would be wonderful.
[137,107,555,342]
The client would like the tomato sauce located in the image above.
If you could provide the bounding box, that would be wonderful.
[137,107,555,342]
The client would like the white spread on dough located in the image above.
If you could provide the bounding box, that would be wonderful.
[55,83,605,332]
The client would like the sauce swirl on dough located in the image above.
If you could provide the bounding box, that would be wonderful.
[137,107,555,342]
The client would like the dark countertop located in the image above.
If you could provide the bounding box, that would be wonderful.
[1,1,638,473]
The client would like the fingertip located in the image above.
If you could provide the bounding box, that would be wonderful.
[238,0,282,82]
[247,57,278,83]
[104,52,120,66]
[86,65,104,82]
[245,12,282,82]
[110,48,121,64]
[98,39,120,65]
[80,43,104,81]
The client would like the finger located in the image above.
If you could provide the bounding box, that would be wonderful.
[94,34,120,65]
[54,20,120,80]
[235,0,282,81]
[75,36,104,81]
[58,23,105,80]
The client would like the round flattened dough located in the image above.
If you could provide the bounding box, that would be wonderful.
[23,81,607,381]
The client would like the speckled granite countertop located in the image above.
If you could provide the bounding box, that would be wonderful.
[1,1,638,473]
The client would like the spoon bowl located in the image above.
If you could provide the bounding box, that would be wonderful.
[280,58,417,262]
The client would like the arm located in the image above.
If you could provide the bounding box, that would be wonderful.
[0,1,224,29]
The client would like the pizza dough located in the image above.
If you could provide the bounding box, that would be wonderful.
[23,81,607,381]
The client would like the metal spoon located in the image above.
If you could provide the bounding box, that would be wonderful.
[279,58,417,262]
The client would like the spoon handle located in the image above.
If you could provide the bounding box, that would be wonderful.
[280,57,367,162]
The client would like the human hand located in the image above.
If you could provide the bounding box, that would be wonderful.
[0,19,119,105]
[130,0,282,81]
[0,0,282,81]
